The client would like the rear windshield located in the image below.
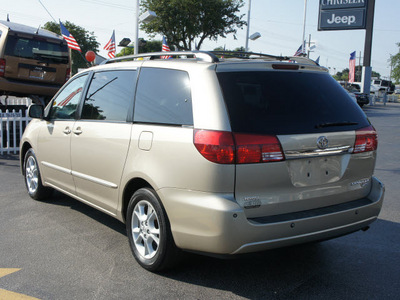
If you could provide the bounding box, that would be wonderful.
[217,71,370,135]
[5,35,69,64]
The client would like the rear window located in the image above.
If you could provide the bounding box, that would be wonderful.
[5,35,69,64]
[217,71,370,135]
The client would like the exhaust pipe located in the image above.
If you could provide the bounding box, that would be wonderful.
[361,226,370,232]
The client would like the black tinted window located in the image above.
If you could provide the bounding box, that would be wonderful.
[5,35,69,64]
[49,74,88,120]
[81,70,136,121]
[217,71,369,135]
[134,68,193,125]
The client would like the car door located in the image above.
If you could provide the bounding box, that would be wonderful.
[70,70,136,214]
[37,74,88,194]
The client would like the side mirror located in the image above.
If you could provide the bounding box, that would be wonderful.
[28,104,44,119]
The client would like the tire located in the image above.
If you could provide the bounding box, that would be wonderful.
[24,148,52,200]
[126,188,180,271]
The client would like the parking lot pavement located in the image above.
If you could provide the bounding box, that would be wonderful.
[0,102,399,300]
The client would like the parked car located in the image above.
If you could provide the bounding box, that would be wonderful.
[372,79,395,94]
[344,85,370,107]
[0,20,71,105]
[20,51,385,271]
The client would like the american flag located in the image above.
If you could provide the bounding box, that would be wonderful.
[104,30,116,58]
[349,51,356,83]
[59,21,81,52]
[161,36,172,59]
[293,44,303,57]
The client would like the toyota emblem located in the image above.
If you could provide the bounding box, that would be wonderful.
[317,136,329,149]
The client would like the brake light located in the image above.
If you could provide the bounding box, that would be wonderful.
[353,125,377,153]
[234,133,284,163]
[0,59,5,77]
[194,130,235,164]
[194,130,285,164]
[65,67,71,82]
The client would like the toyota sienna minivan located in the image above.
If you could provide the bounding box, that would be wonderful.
[20,51,385,271]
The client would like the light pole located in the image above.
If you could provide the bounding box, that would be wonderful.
[245,0,252,52]
[133,0,157,55]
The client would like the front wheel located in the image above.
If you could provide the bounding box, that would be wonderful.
[24,149,52,200]
[126,188,180,271]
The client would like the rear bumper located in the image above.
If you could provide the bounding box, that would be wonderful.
[160,176,384,255]
[0,77,61,97]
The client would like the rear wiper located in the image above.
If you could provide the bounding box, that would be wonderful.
[315,121,358,129]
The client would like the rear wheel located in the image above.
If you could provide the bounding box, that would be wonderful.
[126,188,179,271]
[24,149,52,200]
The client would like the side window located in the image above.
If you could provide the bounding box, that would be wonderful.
[134,68,193,125]
[81,70,136,121]
[49,74,88,120]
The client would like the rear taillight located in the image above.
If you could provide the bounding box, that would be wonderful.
[194,130,235,164]
[234,133,285,163]
[353,125,378,153]
[194,130,285,164]
[0,59,5,77]
[65,67,71,82]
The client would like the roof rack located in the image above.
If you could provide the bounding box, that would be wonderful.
[211,51,319,66]
[102,50,320,66]
[103,51,220,64]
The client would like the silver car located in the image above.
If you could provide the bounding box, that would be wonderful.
[20,51,385,271]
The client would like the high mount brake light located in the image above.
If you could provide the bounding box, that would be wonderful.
[194,130,285,164]
[272,64,299,70]
[353,125,378,153]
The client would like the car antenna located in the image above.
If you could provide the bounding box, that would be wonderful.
[35,25,41,34]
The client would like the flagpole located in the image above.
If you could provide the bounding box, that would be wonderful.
[302,0,307,55]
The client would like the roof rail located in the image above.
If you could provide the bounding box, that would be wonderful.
[211,51,319,66]
[102,50,219,64]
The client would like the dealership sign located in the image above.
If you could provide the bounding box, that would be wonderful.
[318,0,368,30]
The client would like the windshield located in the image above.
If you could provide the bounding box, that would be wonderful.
[217,71,370,135]
[5,35,69,64]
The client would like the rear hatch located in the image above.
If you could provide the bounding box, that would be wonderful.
[4,33,69,85]
[216,66,376,218]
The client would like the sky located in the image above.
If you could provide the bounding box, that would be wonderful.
[1,0,399,79]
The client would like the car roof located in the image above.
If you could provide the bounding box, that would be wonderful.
[0,20,63,40]
[79,51,328,75]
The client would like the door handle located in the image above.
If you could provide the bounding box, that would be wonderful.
[73,127,83,135]
[63,127,71,135]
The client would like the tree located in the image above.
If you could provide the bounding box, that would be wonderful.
[116,39,163,57]
[390,43,400,84]
[141,0,246,51]
[43,21,100,74]
[333,67,381,82]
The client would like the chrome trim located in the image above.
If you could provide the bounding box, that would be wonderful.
[284,146,352,159]
[71,170,118,189]
[41,161,71,175]
[41,161,118,189]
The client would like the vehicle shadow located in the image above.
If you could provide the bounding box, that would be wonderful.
[39,192,400,299]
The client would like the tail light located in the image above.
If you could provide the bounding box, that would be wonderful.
[234,133,284,163]
[353,125,378,153]
[194,130,235,164]
[194,130,285,164]
[65,67,71,82]
[0,59,5,77]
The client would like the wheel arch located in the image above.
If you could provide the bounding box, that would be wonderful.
[20,141,33,175]
[121,177,153,223]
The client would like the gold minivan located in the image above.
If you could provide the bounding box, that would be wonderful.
[20,51,385,272]
[0,20,70,104]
